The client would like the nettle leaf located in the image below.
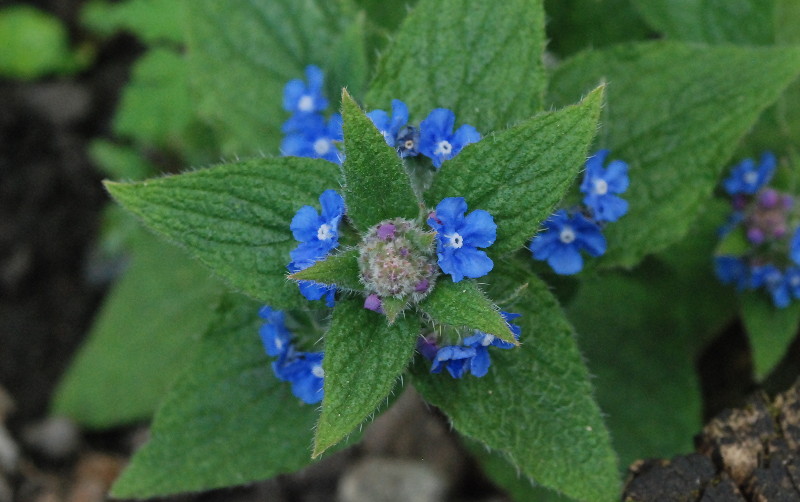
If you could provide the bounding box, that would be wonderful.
[630,0,776,45]
[52,233,223,428]
[186,0,366,157]
[314,298,419,456]
[549,42,800,269]
[419,279,515,345]
[288,248,362,291]
[81,0,185,45]
[741,293,800,381]
[428,87,603,256]
[365,0,546,132]
[106,157,340,309]
[341,91,419,231]
[413,269,619,502]
[111,295,332,498]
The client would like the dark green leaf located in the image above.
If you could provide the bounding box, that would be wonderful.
[81,0,185,45]
[630,0,776,45]
[105,157,340,309]
[419,279,515,345]
[365,0,546,133]
[314,298,418,456]
[288,248,362,291]
[186,0,366,156]
[110,295,330,497]
[414,271,619,501]
[52,233,223,428]
[428,87,603,255]
[549,42,800,268]
[341,91,419,231]
[741,293,800,381]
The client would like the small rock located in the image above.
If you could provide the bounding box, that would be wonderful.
[23,417,81,460]
[66,452,126,502]
[0,426,19,473]
[338,458,447,502]
[20,83,91,126]
[0,474,12,502]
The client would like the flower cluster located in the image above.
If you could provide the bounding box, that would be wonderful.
[530,150,630,274]
[281,65,343,164]
[419,312,521,378]
[258,306,324,404]
[714,152,800,308]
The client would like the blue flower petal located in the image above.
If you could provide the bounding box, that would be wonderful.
[290,206,323,242]
[451,124,481,152]
[461,209,497,248]
[433,197,467,230]
[469,347,491,377]
[450,247,494,281]
[547,244,584,275]
[791,227,800,266]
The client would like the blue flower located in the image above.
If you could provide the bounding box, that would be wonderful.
[430,345,477,379]
[273,349,324,404]
[367,99,414,152]
[580,150,630,223]
[714,256,750,291]
[722,152,777,196]
[462,312,521,377]
[281,113,343,164]
[283,65,328,115]
[529,210,607,275]
[750,264,791,308]
[287,258,337,307]
[418,108,480,168]
[428,197,496,283]
[786,267,800,299]
[791,226,800,266]
[258,306,292,358]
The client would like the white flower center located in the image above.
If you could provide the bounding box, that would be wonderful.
[447,232,464,249]
[559,226,576,244]
[311,364,325,378]
[298,95,314,112]
[313,138,331,155]
[743,171,759,186]
[434,140,453,156]
[275,337,284,350]
[317,223,334,241]
[593,178,609,195]
[792,275,800,287]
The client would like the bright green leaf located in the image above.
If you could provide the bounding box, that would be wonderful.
[365,0,546,133]
[89,140,157,181]
[741,293,800,381]
[414,272,619,502]
[549,42,800,268]
[314,298,419,456]
[428,87,603,255]
[630,0,776,45]
[186,0,366,156]
[81,0,185,45]
[52,233,223,428]
[419,279,515,345]
[105,157,340,309]
[288,248,362,291]
[111,295,329,498]
[341,91,419,231]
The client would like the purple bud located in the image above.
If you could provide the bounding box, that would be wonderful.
[414,279,429,292]
[732,195,748,211]
[377,223,396,241]
[416,336,439,360]
[364,293,383,313]
[782,195,794,209]
[747,227,765,244]
[759,189,779,209]
[774,224,787,238]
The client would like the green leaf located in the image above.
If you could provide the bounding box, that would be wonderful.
[288,248,362,291]
[413,272,619,502]
[80,0,185,45]
[630,0,776,45]
[365,0,546,133]
[741,293,800,381]
[314,298,418,456]
[428,87,604,255]
[341,91,419,231]
[88,140,157,181]
[419,279,515,345]
[105,157,340,309]
[0,5,88,79]
[186,0,366,156]
[52,233,223,428]
[549,42,800,268]
[111,295,329,498]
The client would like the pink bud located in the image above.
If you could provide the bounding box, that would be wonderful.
[377,223,396,240]
[364,294,383,313]
[747,227,765,244]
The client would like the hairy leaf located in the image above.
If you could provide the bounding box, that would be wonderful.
[414,271,619,501]
[288,248,362,291]
[366,0,546,132]
[52,233,223,428]
[106,157,340,309]
[741,293,800,381]
[549,42,800,268]
[341,91,419,231]
[314,298,419,456]
[428,87,603,255]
